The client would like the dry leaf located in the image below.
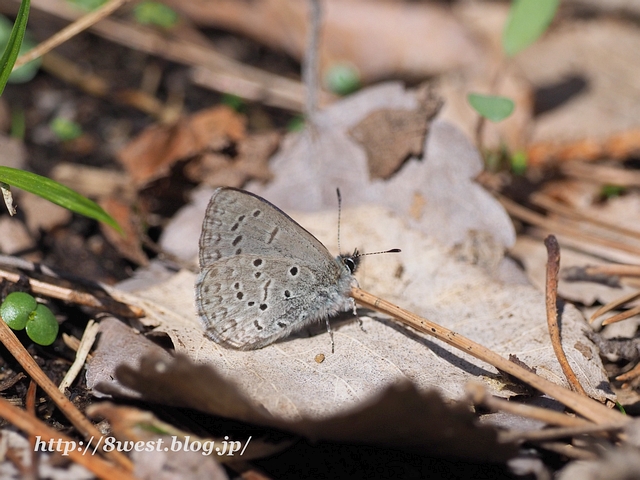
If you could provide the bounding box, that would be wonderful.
[117,106,246,185]
[248,82,515,251]
[96,204,614,420]
[184,131,278,188]
[111,354,517,463]
[348,85,441,179]
[99,196,149,266]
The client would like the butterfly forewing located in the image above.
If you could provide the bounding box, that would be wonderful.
[199,187,336,270]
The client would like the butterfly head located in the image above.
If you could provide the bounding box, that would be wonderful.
[338,249,361,274]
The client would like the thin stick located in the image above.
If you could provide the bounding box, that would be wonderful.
[59,320,100,392]
[0,268,144,318]
[302,0,322,119]
[583,265,640,277]
[499,195,640,257]
[350,287,626,425]
[0,319,133,471]
[466,382,591,428]
[14,0,129,69]
[500,422,625,443]
[531,193,640,243]
[26,379,39,480]
[601,305,640,326]
[616,362,640,382]
[0,396,137,480]
[544,236,587,395]
[590,290,640,324]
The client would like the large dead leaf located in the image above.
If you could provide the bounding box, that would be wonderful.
[117,106,246,185]
[94,203,614,420]
[247,82,515,251]
[107,353,517,463]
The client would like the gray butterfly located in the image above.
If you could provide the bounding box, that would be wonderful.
[195,187,359,351]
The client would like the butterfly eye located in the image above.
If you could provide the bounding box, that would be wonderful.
[343,258,356,273]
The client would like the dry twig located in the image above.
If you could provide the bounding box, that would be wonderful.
[0,396,137,479]
[0,319,133,471]
[351,287,625,425]
[544,235,587,395]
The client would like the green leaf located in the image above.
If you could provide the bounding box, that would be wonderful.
[287,115,305,132]
[503,0,559,57]
[221,93,246,113]
[601,184,625,199]
[1,292,37,330]
[50,117,83,141]
[510,150,528,175]
[0,166,122,233]
[324,62,361,95]
[0,0,31,95]
[467,93,514,122]
[134,1,178,29]
[0,15,41,84]
[26,303,59,346]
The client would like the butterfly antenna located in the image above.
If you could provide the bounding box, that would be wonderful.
[336,188,343,252]
[354,249,401,258]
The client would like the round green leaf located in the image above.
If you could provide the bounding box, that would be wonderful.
[324,63,361,95]
[503,0,559,57]
[1,291,37,330]
[26,304,59,346]
[467,93,514,122]
[50,117,83,141]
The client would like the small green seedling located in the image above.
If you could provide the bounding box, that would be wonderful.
[0,291,36,330]
[324,62,361,95]
[467,93,514,123]
[1,292,59,346]
[50,117,83,141]
[134,1,179,29]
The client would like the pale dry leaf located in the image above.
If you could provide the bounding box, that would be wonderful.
[108,204,613,419]
[158,187,213,261]
[86,317,173,399]
[113,354,517,463]
[249,82,515,251]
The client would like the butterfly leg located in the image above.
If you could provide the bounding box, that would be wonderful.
[325,317,335,353]
[350,298,366,333]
